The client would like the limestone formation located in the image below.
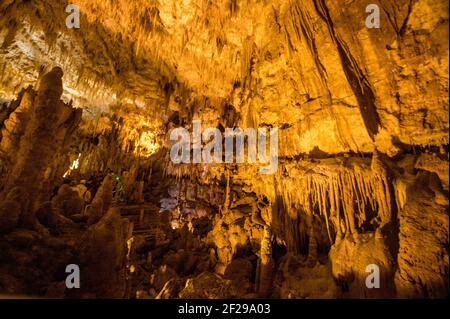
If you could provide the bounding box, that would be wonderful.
[0,200,21,233]
[51,184,84,217]
[78,207,132,298]
[0,0,447,300]
[1,68,82,214]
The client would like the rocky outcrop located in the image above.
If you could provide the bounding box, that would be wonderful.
[1,68,82,216]
[329,234,395,298]
[395,171,448,298]
[0,87,34,185]
[274,255,338,299]
[51,184,84,218]
[0,71,133,299]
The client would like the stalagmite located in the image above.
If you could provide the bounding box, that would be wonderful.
[2,67,82,214]
[0,0,447,301]
[0,87,35,180]
[93,175,114,214]
[272,157,397,250]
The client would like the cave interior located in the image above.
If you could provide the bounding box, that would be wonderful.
[0,0,448,299]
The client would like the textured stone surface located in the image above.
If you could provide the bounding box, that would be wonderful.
[0,0,448,299]
[78,207,131,298]
[178,272,237,299]
[0,200,21,233]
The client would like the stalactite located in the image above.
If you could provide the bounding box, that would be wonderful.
[271,156,394,253]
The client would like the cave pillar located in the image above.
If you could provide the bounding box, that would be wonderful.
[306,214,318,266]
[371,153,393,236]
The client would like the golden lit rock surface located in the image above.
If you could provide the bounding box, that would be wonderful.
[0,0,448,299]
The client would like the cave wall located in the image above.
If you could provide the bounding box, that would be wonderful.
[0,0,448,298]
